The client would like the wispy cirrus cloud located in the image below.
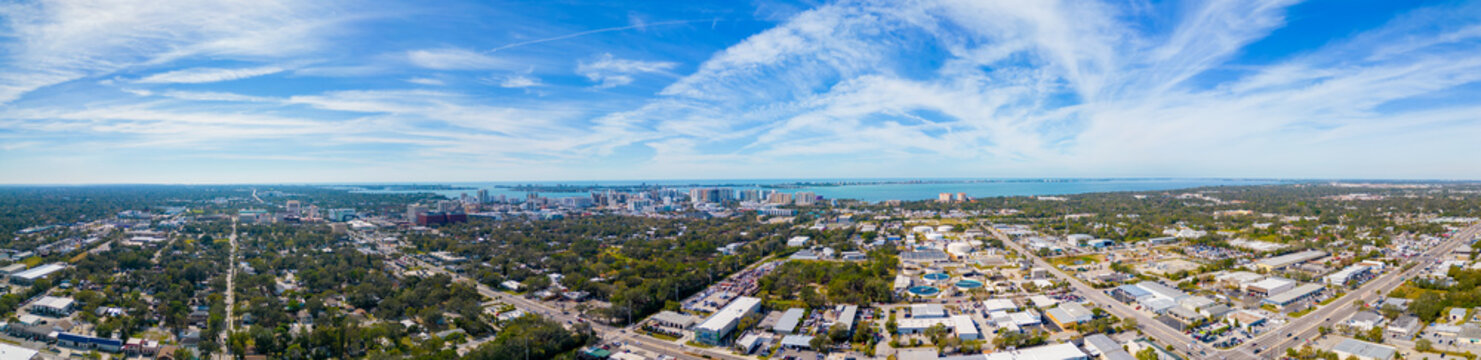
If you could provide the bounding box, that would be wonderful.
[406,48,510,70]
[499,74,542,88]
[0,0,360,103]
[136,65,287,84]
[576,53,678,88]
[4,0,1481,183]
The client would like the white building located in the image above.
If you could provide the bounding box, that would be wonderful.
[10,263,65,285]
[0,342,39,360]
[787,236,810,247]
[693,296,761,345]
[1332,338,1396,360]
[29,296,74,317]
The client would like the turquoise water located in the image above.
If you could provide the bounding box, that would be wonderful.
[907,286,941,296]
[346,178,1281,202]
[923,273,951,281]
[956,280,984,289]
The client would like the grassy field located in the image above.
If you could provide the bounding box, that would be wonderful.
[1048,254,1105,267]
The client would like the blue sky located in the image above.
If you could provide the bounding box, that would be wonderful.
[1,0,1479,184]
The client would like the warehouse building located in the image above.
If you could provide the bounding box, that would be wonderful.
[1045,302,1094,329]
[1332,338,1396,360]
[773,308,805,334]
[10,263,65,285]
[1245,277,1296,297]
[1253,250,1327,272]
[1263,284,1325,309]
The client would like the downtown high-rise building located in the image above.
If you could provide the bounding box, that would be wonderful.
[688,188,734,203]
[794,192,816,206]
[407,204,428,220]
[768,192,793,205]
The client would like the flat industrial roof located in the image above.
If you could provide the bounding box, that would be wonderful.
[1248,277,1295,290]
[837,305,858,331]
[1333,338,1396,360]
[1256,250,1326,268]
[1265,284,1324,305]
[0,342,38,360]
[1136,281,1188,300]
[1115,284,1152,298]
[983,298,1017,311]
[696,296,760,332]
[1083,334,1120,356]
[12,263,64,280]
[32,296,73,310]
[773,308,804,333]
[950,315,978,338]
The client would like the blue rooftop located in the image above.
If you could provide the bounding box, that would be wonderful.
[1117,284,1152,297]
[57,332,123,347]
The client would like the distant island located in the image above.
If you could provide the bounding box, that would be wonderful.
[351,184,477,191]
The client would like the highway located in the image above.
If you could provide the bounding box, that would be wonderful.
[987,222,1481,360]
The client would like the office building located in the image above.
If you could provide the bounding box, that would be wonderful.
[694,296,761,345]
[794,192,816,206]
[407,204,428,221]
[768,192,793,205]
[327,208,356,222]
[30,296,74,317]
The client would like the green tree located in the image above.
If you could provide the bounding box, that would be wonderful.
[1136,347,1158,360]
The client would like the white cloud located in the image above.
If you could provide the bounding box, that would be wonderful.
[407,77,446,86]
[157,90,272,102]
[500,74,542,88]
[597,0,1481,179]
[576,53,678,88]
[407,48,509,70]
[136,65,286,84]
[0,0,358,103]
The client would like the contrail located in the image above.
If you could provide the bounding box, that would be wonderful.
[485,19,714,54]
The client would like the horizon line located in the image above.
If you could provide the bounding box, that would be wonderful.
[3,177,1480,187]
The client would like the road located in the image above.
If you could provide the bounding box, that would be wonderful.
[218,219,239,360]
[1245,223,1480,359]
[988,222,1480,360]
[987,224,1208,358]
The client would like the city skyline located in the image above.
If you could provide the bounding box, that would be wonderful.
[3,0,1481,184]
